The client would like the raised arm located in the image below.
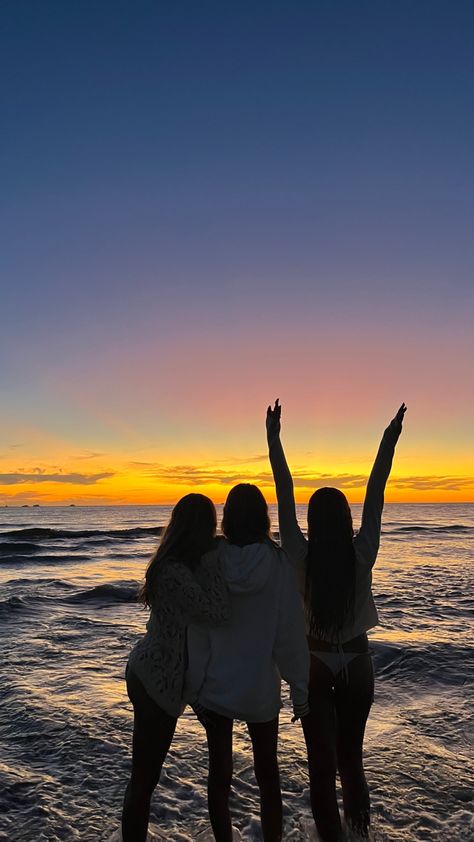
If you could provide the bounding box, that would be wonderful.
[355,403,407,567]
[266,400,307,579]
[159,551,230,625]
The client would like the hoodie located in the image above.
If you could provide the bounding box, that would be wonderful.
[184,540,310,723]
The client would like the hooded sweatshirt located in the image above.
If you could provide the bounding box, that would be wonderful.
[184,540,310,723]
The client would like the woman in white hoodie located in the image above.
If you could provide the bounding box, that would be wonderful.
[185,483,310,842]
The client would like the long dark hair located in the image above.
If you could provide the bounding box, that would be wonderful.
[222,483,272,547]
[305,487,356,638]
[138,493,217,608]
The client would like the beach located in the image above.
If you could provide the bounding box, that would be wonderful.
[1,503,473,841]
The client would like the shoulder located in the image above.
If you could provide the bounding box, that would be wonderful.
[261,538,288,563]
[353,534,376,569]
[200,536,227,563]
[271,543,300,580]
[158,558,193,584]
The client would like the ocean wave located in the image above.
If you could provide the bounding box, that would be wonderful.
[0,554,91,566]
[0,581,139,617]
[0,594,42,617]
[372,640,474,686]
[65,581,140,605]
[382,524,473,534]
[0,541,41,555]
[2,577,76,592]
[3,524,469,543]
[0,526,164,541]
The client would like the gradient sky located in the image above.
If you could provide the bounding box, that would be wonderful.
[1,0,473,505]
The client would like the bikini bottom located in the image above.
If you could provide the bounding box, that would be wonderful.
[308,633,371,682]
[309,649,367,679]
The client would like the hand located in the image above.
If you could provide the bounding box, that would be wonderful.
[291,700,310,722]
[266,398,282,442]
[390,402,407,434]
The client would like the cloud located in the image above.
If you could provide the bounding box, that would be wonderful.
[213,454,268,465]
[143,465,267,486]
[388,475,474,492]
[128,454,267,469]
[127,461,272,485]
[291,471,368,489]
[128,462,474,492]
[75,451,105,460]
[128,462,370,488]
[0,472,115,486]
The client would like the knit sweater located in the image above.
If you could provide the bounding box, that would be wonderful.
[268,421,402,643]
[184,540,310,723]
[127,548,230,717]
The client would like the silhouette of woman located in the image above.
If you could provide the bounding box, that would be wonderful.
[266,400,406,841]
[184,483,310,842]
[121,493,230,842]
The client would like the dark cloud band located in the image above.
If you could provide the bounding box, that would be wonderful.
[129,462,474,492]
[0,472,114,486]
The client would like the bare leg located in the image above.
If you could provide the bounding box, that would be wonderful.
[121,670,177,842]
[302,657,341,842]
[335,654,374,838]
[247,717,282,842]
[205,710,233,842]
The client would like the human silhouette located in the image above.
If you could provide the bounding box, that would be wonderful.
[121,494,230,842]
[185,483,309,842]
[266,400,406,840]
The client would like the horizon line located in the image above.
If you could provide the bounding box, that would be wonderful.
[1,501,473,508]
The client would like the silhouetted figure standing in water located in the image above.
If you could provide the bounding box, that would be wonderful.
[121,494,230,842]
[185,484,309,842]
[266,400,406,841]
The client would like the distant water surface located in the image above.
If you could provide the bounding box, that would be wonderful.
[0,503,473,841]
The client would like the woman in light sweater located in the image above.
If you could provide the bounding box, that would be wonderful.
[266,400,406,842]
[121,493,230,842]
[185,483,310,842]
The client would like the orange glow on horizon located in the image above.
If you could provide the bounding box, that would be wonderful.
[1,416,473,507]
[1,458,473,506]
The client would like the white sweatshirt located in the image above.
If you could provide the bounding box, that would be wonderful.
[268,422,402,644]
[184,540,310,723]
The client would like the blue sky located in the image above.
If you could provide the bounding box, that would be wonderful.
[1,0,473,502]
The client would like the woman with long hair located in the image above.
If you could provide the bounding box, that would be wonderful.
[121,493,230,842]
[266,400,406,841]
[184,483,310,842]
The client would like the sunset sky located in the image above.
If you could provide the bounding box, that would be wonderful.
[1,1,473,505]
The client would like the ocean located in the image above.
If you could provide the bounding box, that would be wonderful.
[0,503,473,841]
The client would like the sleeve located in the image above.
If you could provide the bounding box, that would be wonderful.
[355,422,401,568]
[272,554,310,715]
[268,434,308,592]
[182,624,211,706]
[158,552,230,625]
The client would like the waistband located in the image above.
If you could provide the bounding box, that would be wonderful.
[307,632,369,654]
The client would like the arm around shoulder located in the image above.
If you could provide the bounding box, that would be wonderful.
[162,552,230,625]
